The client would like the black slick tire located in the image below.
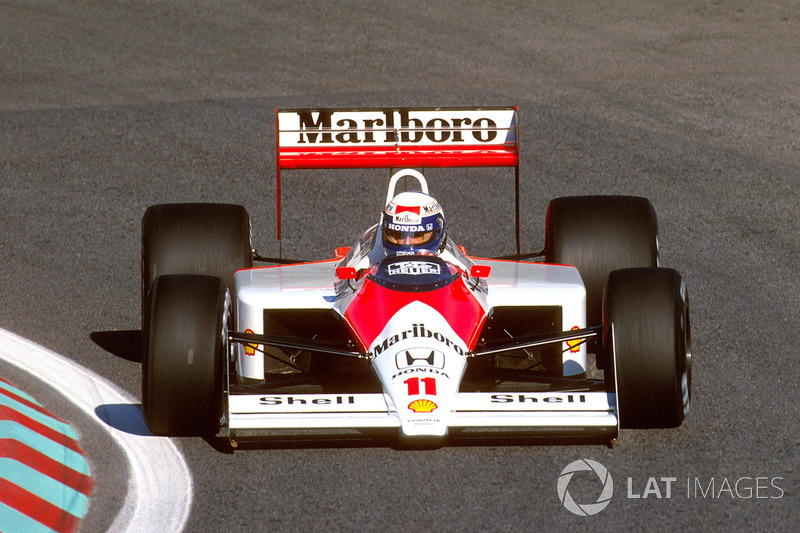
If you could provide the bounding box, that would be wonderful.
[545,195,659,327]
[545,195,659,366]
[141,203,252,326]
[142,274,228,436]
[604,268,691,429]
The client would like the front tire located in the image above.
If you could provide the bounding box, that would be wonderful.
[142,275,228,436]
[604,268,691,428]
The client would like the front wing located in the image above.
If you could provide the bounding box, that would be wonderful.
[226,390,618,441]
[224,326,617,443]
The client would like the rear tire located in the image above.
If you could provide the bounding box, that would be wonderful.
[545,195,659,366]
[604,268,691,428]
[545,196,659,327]
[142,275,228,436]
[141,203,252,325]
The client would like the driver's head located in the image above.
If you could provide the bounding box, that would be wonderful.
[381,191,445,254]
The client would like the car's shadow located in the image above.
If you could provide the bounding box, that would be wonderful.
[94,403,152,436]
[214,433,613,453]
[91,330,141,363]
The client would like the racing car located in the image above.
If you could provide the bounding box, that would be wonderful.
[140,107,691,446]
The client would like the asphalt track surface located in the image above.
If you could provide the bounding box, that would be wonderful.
[1,1,798,531]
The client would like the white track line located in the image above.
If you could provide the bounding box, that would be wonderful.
[0,328,193,533]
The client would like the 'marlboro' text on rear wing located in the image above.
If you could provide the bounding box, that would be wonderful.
[275,107,521,256]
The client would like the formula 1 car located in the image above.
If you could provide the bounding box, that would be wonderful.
[140,107,691,446]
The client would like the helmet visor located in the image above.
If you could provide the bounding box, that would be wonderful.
[383,227,434,246]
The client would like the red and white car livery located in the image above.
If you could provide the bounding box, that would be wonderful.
[141,107,691,446]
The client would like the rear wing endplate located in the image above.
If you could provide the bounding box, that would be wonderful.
[275,107,520,255]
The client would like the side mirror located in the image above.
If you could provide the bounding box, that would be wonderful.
[336,267,358,280]
[470,265,491,279]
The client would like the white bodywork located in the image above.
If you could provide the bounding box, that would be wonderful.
[230,257,614,439]
[234,258,587,380]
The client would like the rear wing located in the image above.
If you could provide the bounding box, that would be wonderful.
[275,107,521,256]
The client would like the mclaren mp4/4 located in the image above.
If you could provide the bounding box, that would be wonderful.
[140,107,691,446]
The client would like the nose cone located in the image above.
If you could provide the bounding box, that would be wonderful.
[369,301,468,441]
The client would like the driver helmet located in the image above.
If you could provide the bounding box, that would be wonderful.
[381,191,445,254]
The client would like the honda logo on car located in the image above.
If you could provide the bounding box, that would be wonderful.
[280,109,516,146]
[396,348,445,370]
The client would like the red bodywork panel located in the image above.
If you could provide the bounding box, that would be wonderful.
[343,273,487,352]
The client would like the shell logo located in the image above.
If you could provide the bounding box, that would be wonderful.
[566,326,582,353]
[408,399,438,413]
[244,329,257,356]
